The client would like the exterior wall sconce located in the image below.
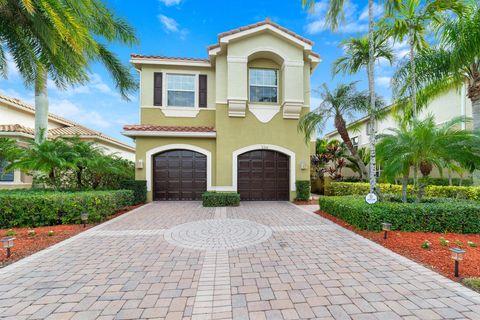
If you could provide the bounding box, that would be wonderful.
[449,247,465,277]
[382,222,391,239]
[81,212,89,228]
[136,159,144,169]
[1,237,15,258]
[300,160,307,170]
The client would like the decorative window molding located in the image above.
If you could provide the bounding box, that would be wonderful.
[228,99,247,117]
[282,101,303,119]
[248,104,280,123]
[145,144,213,192]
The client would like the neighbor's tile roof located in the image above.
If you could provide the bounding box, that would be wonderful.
[123,125,216,132]
[130,54,210,63]
[0,124,34,135]
[207,18,314,50]
[0,94,135,151]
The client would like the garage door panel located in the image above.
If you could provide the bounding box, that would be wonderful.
[238,150,289,201]
[153,150,207,201]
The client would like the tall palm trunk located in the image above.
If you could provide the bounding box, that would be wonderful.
[35,65,49,144]
[468,73,480,184]
[409,29,417,121]
[334,115,368,179]
[367,0,378,193]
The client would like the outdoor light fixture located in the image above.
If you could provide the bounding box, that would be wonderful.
[1,237,15,258]
[381,222,391,239]
[449,247,465,277]
[300,160,307,170]
[80,212,89,228]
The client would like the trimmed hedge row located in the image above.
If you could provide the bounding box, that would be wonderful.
[0,190,135,228]
[119,180,147,204]
[295,180,310,201]
[319,196,480,233]
[202,192,240,207]
[325,182,480,200]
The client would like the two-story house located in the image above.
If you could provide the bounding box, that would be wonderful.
[123,19,320,201]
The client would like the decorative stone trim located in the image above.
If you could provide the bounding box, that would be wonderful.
[248,104,280,123]
[282,101,303,119]
[228,99,247,117]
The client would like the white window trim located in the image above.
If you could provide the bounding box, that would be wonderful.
[145,144,212,193]
[164,73,199,108]
[248,68,279,104]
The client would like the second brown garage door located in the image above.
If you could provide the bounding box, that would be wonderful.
[237,150,289,201]
[153,150,207,201]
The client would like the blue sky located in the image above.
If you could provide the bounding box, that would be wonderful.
[0,0,409,145]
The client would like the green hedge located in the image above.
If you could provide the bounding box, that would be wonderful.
[325,182,480,200]
[0,190,135,228]
[295,180,310,201]
[120,180,147,204]
[319,196,480,233]
[202,192,240,207]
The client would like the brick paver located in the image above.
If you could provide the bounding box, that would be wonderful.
[0,201,479,319]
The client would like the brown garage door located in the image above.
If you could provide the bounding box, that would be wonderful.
[153,150,207,201]
[237,150,289,201]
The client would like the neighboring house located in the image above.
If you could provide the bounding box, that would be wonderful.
[323,87,472,178]
[123,19,320,201]
[0,94,136,189]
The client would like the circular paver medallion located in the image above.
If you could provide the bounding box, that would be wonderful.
[164,219,272,251]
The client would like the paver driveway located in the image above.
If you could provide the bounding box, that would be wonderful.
[1,202,479,320]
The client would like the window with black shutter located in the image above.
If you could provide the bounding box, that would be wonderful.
[199,74,207,108]
[154,72,163,106]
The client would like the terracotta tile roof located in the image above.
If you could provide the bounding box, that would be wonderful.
[0,124,34,135]
[0,94,76,126]
[130,54,210,63]
[208,18,314,50]
[123,125,216,132]
[0,94,135,151]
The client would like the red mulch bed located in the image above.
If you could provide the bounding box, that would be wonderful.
[316,210,480,281]
[0,204,143,267]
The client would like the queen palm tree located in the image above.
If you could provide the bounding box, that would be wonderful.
[298,82,382,180]
[380,0,465,121]
[377,115,480,202]
[0,0,137,142]
[302,0,400,194]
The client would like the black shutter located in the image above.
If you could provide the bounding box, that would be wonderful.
[154,72,162,106]
[199,74,207,108]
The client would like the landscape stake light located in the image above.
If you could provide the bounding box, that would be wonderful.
[1,237,15,258]
[449,248,465,277]
[382,222,391,240]
[81,212,89,228]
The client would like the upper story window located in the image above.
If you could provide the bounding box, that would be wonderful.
[167,74,195,107]
[249,68,278,103]
[0,158,13,182]
[351,136,359,150]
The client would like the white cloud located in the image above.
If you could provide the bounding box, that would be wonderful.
[158,14,188,39]
[376,76,392,88]
[306,0,369,34]
[49,99,111,128]
[158,0,182,6]
[359,3,384,21]
[391,39,410,60]
[159,14,179,32]
[49,73,117,98]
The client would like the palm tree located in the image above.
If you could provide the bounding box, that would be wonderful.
[332,33,394,77]
[345,147,370,180]
[298,82,380,180]
[65,137,103,189]
[381,0,465,122]
[0,0,137,142]
[377,115,480,202]
[302,0,400,194]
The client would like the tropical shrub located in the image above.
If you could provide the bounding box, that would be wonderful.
[325,182,480,200]
[0,189,134,228]
[202,192,240,207]
[295,181,310,201]
[319,196,480,233]
[119,180,147,204]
